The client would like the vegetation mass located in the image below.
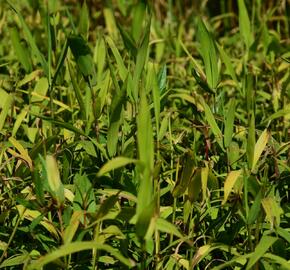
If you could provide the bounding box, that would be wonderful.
[0,0,290,269]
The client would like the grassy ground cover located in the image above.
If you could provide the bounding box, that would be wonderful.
[0,0,290,269]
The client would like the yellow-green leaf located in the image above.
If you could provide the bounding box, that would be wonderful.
[222,170,242,205]
[252,129,270,172]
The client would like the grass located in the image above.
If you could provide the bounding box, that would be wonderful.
[0,0,290,269]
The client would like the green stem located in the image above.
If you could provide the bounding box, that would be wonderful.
[0,208,25,264]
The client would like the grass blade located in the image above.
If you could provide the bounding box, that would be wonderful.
[238,0,254,50]
[246,236,277,270]
[27,242,135,269]
[196,18,219,90]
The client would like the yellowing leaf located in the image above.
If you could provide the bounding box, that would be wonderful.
[222,170,242,205]
[191,245,211,268]
[46,155,64,206]
[8,137,33,170]
[16,205,59,239]
[252,129,270,172]
[262,197,284,229]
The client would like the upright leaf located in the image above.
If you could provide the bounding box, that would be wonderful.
[68,34,97,86]
[224,99,236,148]
[136,89,154,217]
[10,27,32,72]
[252,129,270,172]
[238,0,254,50]
[78,0,89,38]
[45,155,64,207]
[196,18,219,90]
[132,1,146,42]
[132,18,151,101]
[222,170,242,205]
[7,0,48,76]
[172,152,195,198]
[201,98,224,151]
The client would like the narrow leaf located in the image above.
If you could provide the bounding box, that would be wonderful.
[246,236,277,270]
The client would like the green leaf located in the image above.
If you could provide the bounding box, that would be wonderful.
[172,151,195,198]
[247,190,262,225]
[136,198,155,239]
[0,93,13,132]
[201,98,225,151]
[132,17,151,100]
[156,218,183,238]
[10,27,32,72]
[0,253,29,268]
[131,1,146,42]
[78,0,89,38]
[45,155,64,207]
[68,61,86,120]
[26,242,135,269]
[117,23,137,58]
[187,168,202,202]
[68,34,96,86]
[247,112,255,170]
[136,88,154,216]
[97,157,137,177]
[106,36,128,81]
[73,173,96,213]
[12,108,28,137]
[246,236,277,270]
[7,0,48,76]
[217,44,238,84]
[196,18,219,90]
[107,89,125,157]
[224,99,236,148]
[238,0,254,50]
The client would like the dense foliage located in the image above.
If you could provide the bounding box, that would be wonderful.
[0,0,290,269]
